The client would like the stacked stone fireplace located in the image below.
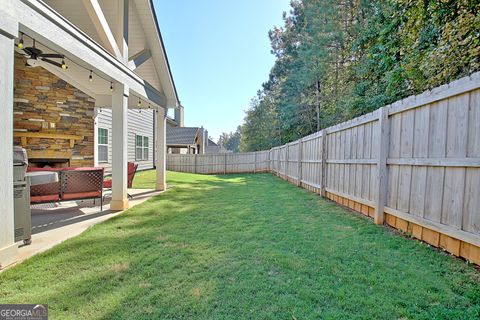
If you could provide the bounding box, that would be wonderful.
[13,54,94,168]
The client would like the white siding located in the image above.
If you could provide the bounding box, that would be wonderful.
[96,108,155,173]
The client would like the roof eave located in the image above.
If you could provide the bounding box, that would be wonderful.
[147,0,180,108]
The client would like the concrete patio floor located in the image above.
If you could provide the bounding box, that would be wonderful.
[10,188,161,269]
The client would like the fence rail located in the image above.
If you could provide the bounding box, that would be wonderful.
[167,151,270,174]
[167,72,480,264]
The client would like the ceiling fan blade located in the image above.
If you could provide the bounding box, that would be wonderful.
[40,58,63,68]
[39,53,64,59]
[22,47,33,55]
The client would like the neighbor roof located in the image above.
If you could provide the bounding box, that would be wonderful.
[207,139,218,146]
[166,127,200,146]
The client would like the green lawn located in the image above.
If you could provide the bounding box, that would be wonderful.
[132,169,162,189]
[1,171,479,319]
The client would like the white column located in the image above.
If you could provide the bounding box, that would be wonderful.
[110,83,129,210]
[156,107,167,191]
[0,7,18,268]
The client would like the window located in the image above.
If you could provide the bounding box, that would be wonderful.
[98,128,108,163]
[136,135,149,161]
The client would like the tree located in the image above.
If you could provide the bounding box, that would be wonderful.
[217,127,242,153]
[240,91,280,151]
[238,0,479,150]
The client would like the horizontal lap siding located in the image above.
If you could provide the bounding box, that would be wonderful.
[96,109,154,173]
[96,109,113,172]
[127,110,154,172]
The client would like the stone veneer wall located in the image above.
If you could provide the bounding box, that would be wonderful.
[13,54,94,167]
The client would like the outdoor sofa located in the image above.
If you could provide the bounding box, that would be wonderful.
[28,167,104,210]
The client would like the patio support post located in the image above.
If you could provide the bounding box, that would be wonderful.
[110,83,129,210]
[156,107,167,191]
[0,4,18,268]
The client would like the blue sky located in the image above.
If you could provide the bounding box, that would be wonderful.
[153,0,291,141]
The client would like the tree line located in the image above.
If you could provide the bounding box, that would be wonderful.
[220,0,479,152]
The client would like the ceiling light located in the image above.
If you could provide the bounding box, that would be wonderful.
[18,33,24,49]
[61,57,67,70]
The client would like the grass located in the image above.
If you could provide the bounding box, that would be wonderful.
[132,169,162,189]
[1,171,479,319]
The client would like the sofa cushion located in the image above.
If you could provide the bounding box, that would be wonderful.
[62,191,102,200]
[27,167,63,172]
[31,194,60,203]
[103,179,112,188]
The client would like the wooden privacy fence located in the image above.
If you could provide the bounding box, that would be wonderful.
[167,72,480,265]
[167,151,270,174]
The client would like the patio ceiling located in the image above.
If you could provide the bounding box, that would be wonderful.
[14,0,179,110]
[15,38,158,109]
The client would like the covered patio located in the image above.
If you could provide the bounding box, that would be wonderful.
[0,0,179,268]
[13,188,161,267]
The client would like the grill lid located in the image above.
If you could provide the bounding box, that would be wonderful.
[13,146,28,166]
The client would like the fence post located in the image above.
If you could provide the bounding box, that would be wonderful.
[224,153,227,175]
[320,129,327,197]
[268,150,271,172]
[297,140,302,186]
[286,144,290,180]
[254,152,257,174]
[277,148,280,176]
[374,107,390,225]
[194,154,197,174]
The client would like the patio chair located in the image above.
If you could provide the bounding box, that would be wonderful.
[103,162,138,199]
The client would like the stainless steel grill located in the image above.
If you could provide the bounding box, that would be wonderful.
[13,146,32,245]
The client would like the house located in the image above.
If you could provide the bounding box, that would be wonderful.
[0,0,180,268]
[166,125,230,154]
[205,139,229,154]
[166,126,206,154]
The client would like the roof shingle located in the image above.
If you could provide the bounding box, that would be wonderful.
[166,126,199,145]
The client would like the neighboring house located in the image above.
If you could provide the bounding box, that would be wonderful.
[205,139,229,154]
[166,126,205,154]
[166,126,230,154]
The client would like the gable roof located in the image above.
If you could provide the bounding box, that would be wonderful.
[43,0,180,108]
[207,139,218,146]
[166,127,200,146]
[148,0,179,107]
